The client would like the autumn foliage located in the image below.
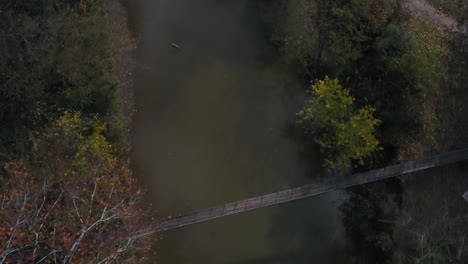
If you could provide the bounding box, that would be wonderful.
[0,112,155,263]
[0,0,156,262]
[297,77,381,170]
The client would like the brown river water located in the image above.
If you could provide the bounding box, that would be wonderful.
[122,0,351,263]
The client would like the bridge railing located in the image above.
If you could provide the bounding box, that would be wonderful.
[155,148,468,232]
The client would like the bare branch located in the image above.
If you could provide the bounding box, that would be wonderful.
[72,197,83,224]
[38,191,64,231]
[89,174,100,214]
[36,249,63,264]
[1,188,29,264]
[36,180,47,217]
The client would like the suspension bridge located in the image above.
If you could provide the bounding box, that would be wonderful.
[155,148,468,232]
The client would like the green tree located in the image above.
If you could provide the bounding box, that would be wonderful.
[298,77,381,169]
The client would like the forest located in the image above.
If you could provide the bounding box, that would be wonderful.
[259,0,468,262]
[1,0,467,262]
[0,0,155,262]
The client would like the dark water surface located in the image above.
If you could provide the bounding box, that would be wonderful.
[122,0,351,263]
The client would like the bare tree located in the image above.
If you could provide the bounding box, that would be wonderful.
[0,159,156,263]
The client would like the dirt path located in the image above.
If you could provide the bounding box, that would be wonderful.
[402,0,466,35]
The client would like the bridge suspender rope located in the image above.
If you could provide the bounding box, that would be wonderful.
[155,148,468,232]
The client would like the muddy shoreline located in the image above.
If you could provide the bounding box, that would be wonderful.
[104,0,137,158]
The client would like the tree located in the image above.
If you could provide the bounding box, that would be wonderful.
[0,112,155,263]
[270,0,396,76]
[297,77,381,169]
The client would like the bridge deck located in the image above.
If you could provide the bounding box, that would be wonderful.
[155,148,468,232]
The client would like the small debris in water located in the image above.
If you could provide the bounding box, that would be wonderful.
[171,43,181,49]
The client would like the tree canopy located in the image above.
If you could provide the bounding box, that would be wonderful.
[0,112,155,263]
[298,77,381,169]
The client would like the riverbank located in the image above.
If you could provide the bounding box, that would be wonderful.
[258,0,467,262]
[0,1,155,262]
[103,0,137,157]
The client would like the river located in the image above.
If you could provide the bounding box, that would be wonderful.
[122,0,351,263]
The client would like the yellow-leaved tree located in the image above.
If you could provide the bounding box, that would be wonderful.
[298,76,381,170]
